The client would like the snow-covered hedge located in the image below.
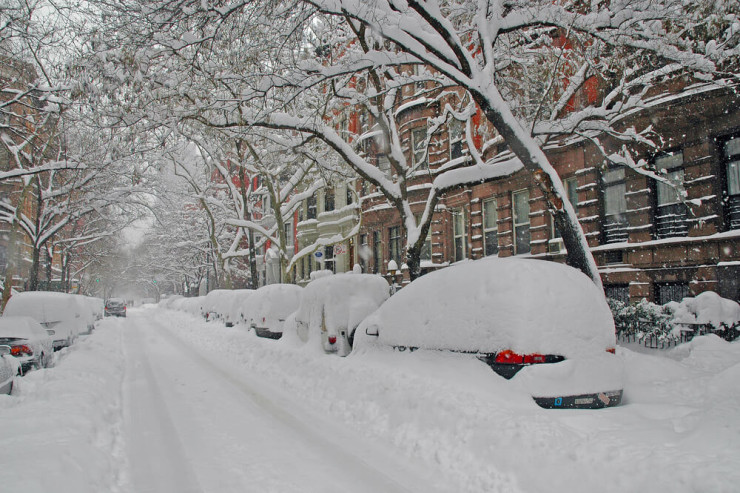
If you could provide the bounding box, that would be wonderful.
[609,291,740,344]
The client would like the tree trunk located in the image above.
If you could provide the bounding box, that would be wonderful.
[471,89,602,289]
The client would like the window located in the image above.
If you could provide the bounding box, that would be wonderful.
[602,168,628,243]
[512,190,530,255]
[483,198,498,256]
[656,152,684,207]
[411,127,428,169]
[452,208,467,261]
[388,226,402,265]
[415,214,432,261]
[306,195,317,220]
[722,136,740,229]
[373,231,382,274]
[551,176,578,239]
[359,234,368,272]
[604,284,630,304]
[565,176,579,212]
[449,119,464,160]
[324,245,335,273]
[346,185,354,205]
[655,151,688,239]
[324,187,335,212]
[412,64,426,91]
[284,222,293,248]
[655,282,690,305]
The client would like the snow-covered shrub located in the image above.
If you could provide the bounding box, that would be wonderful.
[609,293,740,343]
[608,298,675,342]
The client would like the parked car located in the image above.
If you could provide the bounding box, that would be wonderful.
[0,316,54,374]
[104,298,127,317]
[292,273,390,356]
[243,284,302,339]
[74,295,100,334]
[221,290,253,327]
[356,257,624,409]
[0,345,17,395]
[3,292,85,350]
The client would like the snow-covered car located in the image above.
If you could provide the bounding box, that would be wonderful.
[0,345,17,394]
[222,289,253,327]
[0,316,54,374]
[201,290,233,321]
[243,284,302,339]
[104,298,127,317]
[3,291,86,350]
[74,295,99,333]
[356,257,624,409]
[293,273,390,356]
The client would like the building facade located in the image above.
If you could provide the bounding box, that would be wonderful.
[330,83,740,303]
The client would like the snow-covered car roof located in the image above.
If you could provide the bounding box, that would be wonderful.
[242,284,302,325]
[295,273,389,337]
[356,257,616,357]
[3,291,82,324]
[0,316,48,338]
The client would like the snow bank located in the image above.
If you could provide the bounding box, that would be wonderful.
[357,257,615,356]
[0,319,126,493]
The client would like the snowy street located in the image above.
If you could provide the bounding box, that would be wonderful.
[122,311,451,493]
[1,306,740,493]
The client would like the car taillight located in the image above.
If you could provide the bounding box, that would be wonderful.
[11,345,32,356]
[495,350,546,365]
[328,336,337,345]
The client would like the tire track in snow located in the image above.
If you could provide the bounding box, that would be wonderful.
[139,310,453,493]
[123,321,205,493]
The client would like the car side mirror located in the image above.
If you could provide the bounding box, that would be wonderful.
[46,330,56,336]
[365,325,379,337]
[0,345,10,356]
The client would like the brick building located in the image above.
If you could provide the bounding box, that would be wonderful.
[342,82,740,303]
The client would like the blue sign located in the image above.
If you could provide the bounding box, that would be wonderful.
[554,397,563,407]
[314,251,324,259]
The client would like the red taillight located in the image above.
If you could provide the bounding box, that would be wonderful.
[11,345,32,356]
[495,350,523,364]
[606,347,616,354]
[328,336,337,345]
[495,350,546,365]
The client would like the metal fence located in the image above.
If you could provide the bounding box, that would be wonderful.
[618,322,740,350]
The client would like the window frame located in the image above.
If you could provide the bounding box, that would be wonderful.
[512,190,531,255]
[411,126,428,170]
[452,208,467,262]
[388,225,402,265]
[449,119,464,161]
[483,198,498,257]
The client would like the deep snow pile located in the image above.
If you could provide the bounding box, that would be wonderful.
[161,309,740,493]
[0,318,126,493]
[1,308,739,493]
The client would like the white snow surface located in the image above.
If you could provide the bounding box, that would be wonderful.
[666,290,740,327]
[1,309,740,493]
[357,257,615,356]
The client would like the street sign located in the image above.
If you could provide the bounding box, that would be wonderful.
[314,251,323,259]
